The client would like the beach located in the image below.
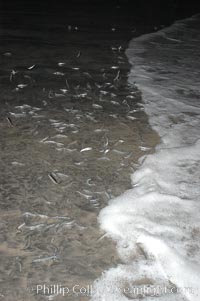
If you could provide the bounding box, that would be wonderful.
[0,2,199,301]
[0,3,160,300]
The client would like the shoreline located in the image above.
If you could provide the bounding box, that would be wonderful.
[91,13,200,301]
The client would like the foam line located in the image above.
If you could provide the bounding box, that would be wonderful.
[91,14,200,301]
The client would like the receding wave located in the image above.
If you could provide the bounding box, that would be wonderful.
[91,14,200,301]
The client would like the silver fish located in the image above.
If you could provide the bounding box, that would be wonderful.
[53,71,65,76]
[92,104,103,109]
[6,116,14,126]
[113,70,120,82]
[33,255,58,263]
[80,147,92,152]
[86,178,96,186]
[17,84,28,88]
[126,115,136,120]
[27,64,36,70]
[48,173,60,184]
[110,100,119,106]
[77,51,81,58]
[76,191,92,199]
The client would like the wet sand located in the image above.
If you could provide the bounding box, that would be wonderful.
[0,6,160,301]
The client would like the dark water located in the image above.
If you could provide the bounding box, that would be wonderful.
[0,2,198,300]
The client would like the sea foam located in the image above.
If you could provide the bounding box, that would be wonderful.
[91,14,200,301]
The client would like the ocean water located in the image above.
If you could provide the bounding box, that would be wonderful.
[91,14,200,301]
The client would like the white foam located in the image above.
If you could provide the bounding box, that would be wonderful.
[91,14,200,301]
